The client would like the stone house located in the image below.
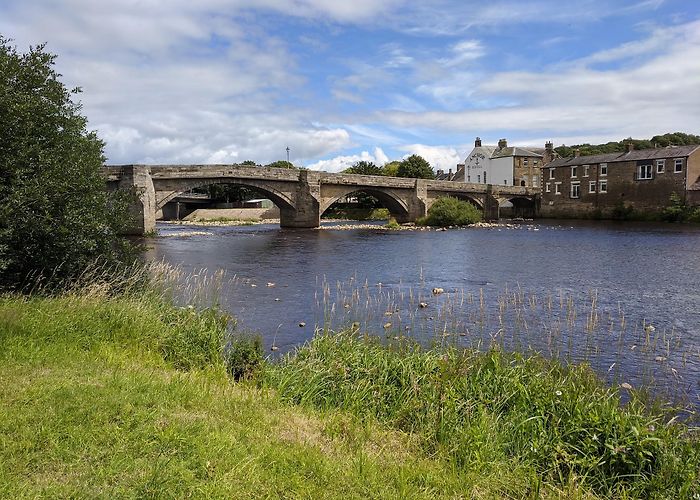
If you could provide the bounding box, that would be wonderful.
[540,144,700,217]
[454,138,557,188]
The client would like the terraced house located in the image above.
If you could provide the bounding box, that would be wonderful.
[540,144,700,217]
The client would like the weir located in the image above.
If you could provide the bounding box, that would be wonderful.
[102,164,538,235]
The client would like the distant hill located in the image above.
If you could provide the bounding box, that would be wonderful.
[554,132,700,158]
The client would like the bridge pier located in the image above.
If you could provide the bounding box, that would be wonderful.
[113,165,156,235]
[280,170,321,228]
[484,185,500,221]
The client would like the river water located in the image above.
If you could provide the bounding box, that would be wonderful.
[147,219,700,408]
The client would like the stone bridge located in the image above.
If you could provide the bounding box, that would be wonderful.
[102,164,538,234]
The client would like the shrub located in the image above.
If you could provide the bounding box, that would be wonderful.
[420,197,482,227]
[385,217,401,230]
[225,333,264,381]
[0,37,135,291]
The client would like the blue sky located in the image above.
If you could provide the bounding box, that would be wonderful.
[2,0,699,171]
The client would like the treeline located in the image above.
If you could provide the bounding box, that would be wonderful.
[555,132,700,157]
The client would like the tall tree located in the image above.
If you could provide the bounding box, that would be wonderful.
[396,155,435,179]
[0,37,133,290]
[382,161,401,177]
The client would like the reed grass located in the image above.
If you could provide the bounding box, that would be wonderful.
[269,331,700,498]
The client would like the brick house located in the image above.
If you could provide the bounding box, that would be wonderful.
[540,144,700,217]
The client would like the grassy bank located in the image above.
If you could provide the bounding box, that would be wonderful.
[1,291,698,497]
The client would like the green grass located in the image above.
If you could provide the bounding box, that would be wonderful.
[0,292,528,498]
[1,290,698,498]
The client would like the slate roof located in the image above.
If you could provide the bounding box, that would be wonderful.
[491,146,544,159]
[547,145,700,168]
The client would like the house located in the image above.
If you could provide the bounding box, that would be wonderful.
[454,138,557,188]
[540,144,700,217]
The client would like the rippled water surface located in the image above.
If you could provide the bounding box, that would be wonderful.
[147,219,700,406]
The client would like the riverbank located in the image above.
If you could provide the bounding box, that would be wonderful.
[1,289,698,497]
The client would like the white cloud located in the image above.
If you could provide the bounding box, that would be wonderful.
[381,18,700,141]
[307,147,389,172]
[398,145,463,171]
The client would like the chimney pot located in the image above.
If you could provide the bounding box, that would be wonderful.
[545,141,553,151]
[475,137,482,147]
[498,138,507,149]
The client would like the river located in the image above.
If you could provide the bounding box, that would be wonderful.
[147,219,700,408]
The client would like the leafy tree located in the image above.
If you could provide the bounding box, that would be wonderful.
[419,196,482,227]
[382,161,401,177]
[396,155,435,179]
[344,161,383,176]
[0,37,134,290]
[265,160,297,169]
[240,160,257,166]
[555,132,700,157]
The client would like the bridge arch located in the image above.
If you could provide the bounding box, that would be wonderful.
[156,179,296,212]
[497,196,537,218]
[319,187,410,219]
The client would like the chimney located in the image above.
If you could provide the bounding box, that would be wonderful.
[574,148,580,157]
[448,168,453,178]
[626,142,634,153]
[498,138,507,149]
[545,141,553,152]
[475,137,482,147]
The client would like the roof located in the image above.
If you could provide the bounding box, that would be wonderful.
[491,146,544,159]
[547,145,700,168]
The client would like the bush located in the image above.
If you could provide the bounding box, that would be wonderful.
[384,217,401,230]
[419,196,482,226]
[0,38,134,291]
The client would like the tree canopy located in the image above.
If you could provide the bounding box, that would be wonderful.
[396,155,435,179]
[0,37,133,290]
[555,132,700,157]
[344,161,383,176]
[382,161,401,177]
[265,160,297,169]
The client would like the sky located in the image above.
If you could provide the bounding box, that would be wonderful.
[1,0,699,172]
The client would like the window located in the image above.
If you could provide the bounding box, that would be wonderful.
[524,158,529,166]
[534,160,539,167]
[570,182,580,198]
[549,168,555,180]
[477,174,481,183]
[571,166,578,178]
[554,182,562,195]
[600,163,608,176]
[583,165,590,177]
[589,181,596,193]
[637,164,653,180]
[675,159,683,173]
[545,183,551,193]
[599,180,608,193]
[656,159,665,174]
[532,175,539,188]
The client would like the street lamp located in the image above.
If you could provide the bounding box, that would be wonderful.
[286,146,290,164]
